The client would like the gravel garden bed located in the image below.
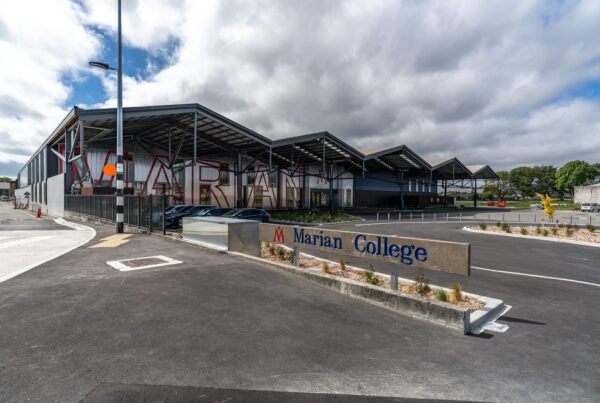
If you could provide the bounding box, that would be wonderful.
[472,223,599,244]
[261,243,484,311]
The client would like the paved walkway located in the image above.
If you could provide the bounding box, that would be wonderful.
[0,204,95,282]
[0,220,598,402]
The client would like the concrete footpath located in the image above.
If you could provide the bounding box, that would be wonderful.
[0,220,598,402]
[0,204,95,282]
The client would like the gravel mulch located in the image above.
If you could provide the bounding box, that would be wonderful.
[261,243,484,311]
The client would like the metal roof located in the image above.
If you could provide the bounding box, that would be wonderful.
[428,157,472,180]
[71,104,271,162]
[363,145,431,172]
[467,165,499,180]
[269,132,364,171]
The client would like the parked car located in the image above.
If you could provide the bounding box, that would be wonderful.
[222,208,271,223]
[0,196,10,202]
[177,206,230,229]
[530,203,543,210]
[581,203,600,213]
[164,205,215,229]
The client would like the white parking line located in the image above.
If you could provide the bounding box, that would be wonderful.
[471,266,600,288]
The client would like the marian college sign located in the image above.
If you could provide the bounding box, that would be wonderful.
[260,224,470,276]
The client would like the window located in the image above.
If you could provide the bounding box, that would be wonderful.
[199,185,211,205]
[219,163,229,185]
[346,189,352,207]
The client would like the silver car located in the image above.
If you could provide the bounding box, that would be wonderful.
[581,203,600,213]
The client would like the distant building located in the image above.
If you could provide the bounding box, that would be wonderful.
[574,184,600,204]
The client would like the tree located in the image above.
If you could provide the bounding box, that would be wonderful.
[510,167,535,199]
[0,177,13,183]
[530,165,556,195]
[536,193,555,224]
[483,171,512,200]
[555,160,598,195]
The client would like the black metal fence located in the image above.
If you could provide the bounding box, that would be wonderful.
[64,195,170,232]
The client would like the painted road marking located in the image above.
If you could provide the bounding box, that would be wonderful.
[0,235,57,249]
[471,266,600,288]
[89,234,132,248]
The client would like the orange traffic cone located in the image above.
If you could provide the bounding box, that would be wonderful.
[37,206,42,218]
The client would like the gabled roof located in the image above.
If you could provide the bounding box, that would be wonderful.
[428,157,472,180]
[467,164,499,180]
[363,145,431,172]
[269,132,364,171]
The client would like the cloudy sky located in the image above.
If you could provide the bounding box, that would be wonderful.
[1,0,599,177]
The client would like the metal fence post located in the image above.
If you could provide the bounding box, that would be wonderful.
[376,212,379,221]
[162,192,166,235]
[518,214,520,223]
[137,195,142,227]
[488,213,490,221]
[410,212,413,221]
[434,212,436,221]
[398,212,401,221]
[502,213,505,223]
[292,246,300,267]
[460,212,462,222]
[387,212,390,221]
[570,215,573,225]
[390,266,398,290]
[590,216,593,226]
[421,212,424,222]
[148,194,153,231]
[446,212,449,221]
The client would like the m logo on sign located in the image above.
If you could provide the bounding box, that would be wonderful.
[273,226,285,243]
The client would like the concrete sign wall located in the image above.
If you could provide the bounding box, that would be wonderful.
[260,224,470,276]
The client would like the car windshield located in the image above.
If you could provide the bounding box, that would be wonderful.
[222,210,240,217]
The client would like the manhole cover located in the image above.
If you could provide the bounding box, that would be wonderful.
[106,255,182,272]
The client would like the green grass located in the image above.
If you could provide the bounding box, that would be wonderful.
[269,210,361,223]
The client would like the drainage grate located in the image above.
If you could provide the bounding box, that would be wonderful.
[106,255,183,272]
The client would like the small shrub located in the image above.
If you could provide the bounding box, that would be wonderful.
[535,227,542,235]
[501,223,511,233]
[587,224,595,233]
[479,223,487,230]
[566,228,574,237]
[322,261,330,274]
[363,265,380,286]
[558,223,565,229]
[551,227,558,236]
[520,227,528,235]
[496,222,501,228]
[543,229,549,237]
[451,283,463,303]
[437,289,449,302]
[268,243,276,255]
[414,269,431,296]
[277,247,286,259]
[339,258,346,271]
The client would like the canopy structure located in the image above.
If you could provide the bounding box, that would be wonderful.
[428,157,472,181]
[363,145,431,174]
[269,132,364,174]
[60,104,272,164]
[467,164,499,180]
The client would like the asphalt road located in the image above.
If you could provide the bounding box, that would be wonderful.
[0,220,598,402]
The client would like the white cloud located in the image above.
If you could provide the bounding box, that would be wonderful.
[1,0,600,176]
[0,0,100,174]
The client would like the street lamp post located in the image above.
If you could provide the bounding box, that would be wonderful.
[89,0,124,233]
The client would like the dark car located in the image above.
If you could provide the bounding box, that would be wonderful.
[164,205,214,229]
[201,207,234,217]
[223,208,271,223]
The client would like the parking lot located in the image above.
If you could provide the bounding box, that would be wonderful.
[0,213,598,402]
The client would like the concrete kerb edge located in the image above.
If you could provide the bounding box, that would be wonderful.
[232,251,471,333]
[463,226,600,248]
